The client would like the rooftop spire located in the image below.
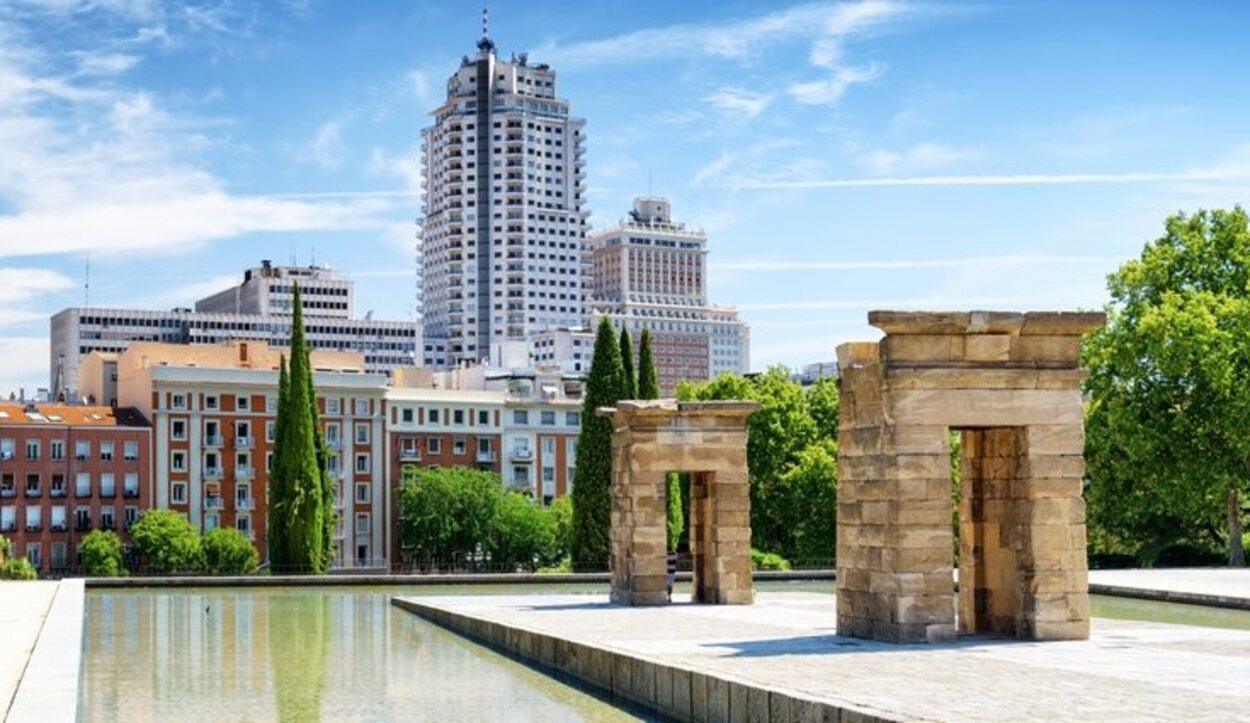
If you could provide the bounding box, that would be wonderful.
[477,6,494,53]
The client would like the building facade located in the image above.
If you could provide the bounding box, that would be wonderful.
[112,341,390,568]
[0,403,152,573]
[195,260,355,319]
[586,197,750,393]
[420,34,589,368]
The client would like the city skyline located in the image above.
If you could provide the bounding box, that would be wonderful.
[3,1,1250,395]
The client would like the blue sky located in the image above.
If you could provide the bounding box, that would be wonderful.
[2,1,1250,395]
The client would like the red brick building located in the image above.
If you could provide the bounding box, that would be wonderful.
[0,403,152,572]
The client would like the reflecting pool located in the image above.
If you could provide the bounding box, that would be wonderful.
[79,585,642,722]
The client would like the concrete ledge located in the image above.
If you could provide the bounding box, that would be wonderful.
[1089,583,1250,611]
[7,579,84,723]
[392,596,895,723]
[83,569,833,589]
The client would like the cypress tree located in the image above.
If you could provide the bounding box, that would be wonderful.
[268,356,290,566]
[619,328,637,399]
[309,376,336,569]
[637,328,660,399]
[270,283,328,573]
[570,316,627,570]
[666,473,684,553]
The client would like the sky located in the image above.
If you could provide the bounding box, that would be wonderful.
[2,0,1250,395]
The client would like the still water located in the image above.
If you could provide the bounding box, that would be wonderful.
[80,581,1250,722]
[79,584,640,722]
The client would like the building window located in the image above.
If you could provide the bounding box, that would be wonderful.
[75,473,90,497]
[541,438,555,456]
[512,410,528,425]
[51,474,65,497]
[171,451,186,472]
[566,412,580,426]
[354,399,369,416]
[541,411,556,426]
[171,482,186,503]
[327,398,340,415]
[237,395,250,411]
[355,483,370,503]
[453,438,466,456]
[25,543,40,568]
[100,441,114,461]
[124,506,139,530]
[542,466,555,483]
[25,440,39,461]
[266,452,274,472]
[354,423,370,445]
[355,513,370,535]
[427,437,442,455]
[100,506,115,531]
[236,516,251,535]
[50,440,64,461]
[75,440,90,461]
[25,473,40,496]
[123,441,138,461]
[74,507,90,531]
[124,472,139,497]
[428,409,440,424]
[512,466,529,486]
[237,421,251,442]
[172,394,187,410]
[0,473,13,496]
[354,454,370,473]
[266,395,278,413]
[204,394,219,410]
[172,419,187,440]
[100,473,115,497]
[400,407,413,423]
[266,421,276,442]
[453,409,465,425]
[25,507,40,532]
[478,410,490,425]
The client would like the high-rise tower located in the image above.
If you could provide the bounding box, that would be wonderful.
[419,30,589,368]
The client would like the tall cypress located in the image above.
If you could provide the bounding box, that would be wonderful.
[570,316,628,570]
[268,356,290,566]
[637,328,660,399]
[270,283,327,573]
[619,328,637,399]
[309,375,336,569]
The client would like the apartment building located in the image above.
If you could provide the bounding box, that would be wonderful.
[420,33,589,368]
[110,341,389,567]
[501,378,580,505]
[50,261,418,399]
[587,197,750,393]
[0,403,151,573]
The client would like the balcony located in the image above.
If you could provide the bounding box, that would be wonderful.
[510,448,533,461]
[236,467,254,480]
[75,520,92,532]
[24,487,40,498]
[50,487,65,498]
[476,451,498,464]
[204,497,225,510]
[203,435,225,447]
[101,486,115,498]
[399,449,421,462]
[236,498,254,511]
[235,436,254,449]
[100,520,116,531]
[25,523,41,532]
[0,488,14,498]
[123,488,139,499]
[51,522,67,532]
[204,467,224,479]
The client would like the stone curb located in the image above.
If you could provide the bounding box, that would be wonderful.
[7,579,84,723]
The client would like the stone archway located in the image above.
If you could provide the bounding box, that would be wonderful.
[598,400,759,606]
[836,311,1104,643]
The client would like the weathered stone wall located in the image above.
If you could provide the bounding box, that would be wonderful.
[836,311,1102,643]
[600,401,758,606]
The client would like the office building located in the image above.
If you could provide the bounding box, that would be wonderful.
[419,31,589,368]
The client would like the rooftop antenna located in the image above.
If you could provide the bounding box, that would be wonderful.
[311,244,317,267]
[477,5,494,52]
[84,253,91,307]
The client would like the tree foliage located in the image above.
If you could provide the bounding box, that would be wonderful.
[397,466,504,566]
[490,492,557,570]
[0,536,37,580]
[203,528,260,574]
[1085,207,1250,566]
[79,530,126,577]
[131,509,203,574]
[547,495,574,561]
[666,472,684,552]
[619,328,637,400]
[637,328,660,400]
[678,367,838,563]
[571,317,628,570]
[269,283,329,573]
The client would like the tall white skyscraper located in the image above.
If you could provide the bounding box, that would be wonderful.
[419,31,589,368]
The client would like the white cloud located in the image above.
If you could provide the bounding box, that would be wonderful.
[714,254,1120,273]
[733,166,1250,190]
[787,62,884,105]
[0,267,76,304]
[302,118,346,169]
[72,51,141,76]
[705,88,772,120]
[857,142,977,173]
[407,69,431,104]
[0,336,53,398]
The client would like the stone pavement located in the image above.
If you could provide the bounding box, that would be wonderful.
[398,591,1250,722]
[1090,568,1250,606]
[1,579,84,723]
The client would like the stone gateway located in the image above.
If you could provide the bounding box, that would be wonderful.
[836,310,1104,643]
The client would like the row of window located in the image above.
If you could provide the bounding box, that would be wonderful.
[165,394,378,416]
[0,439,139,462]
[0,504,137,533]
[1,471,139,497]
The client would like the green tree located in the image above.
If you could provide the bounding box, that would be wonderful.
[571,316,629,570]
[777,439,838,565]
[0,535,37,580]
[130,510,203,573]
[806,377,840,443]
[397,466,503,568]
[79,530,125,577]
[1085,207,1250,566]
[666,473,684,552]
[547,495,574,561]
[619,328,637,399]
[269,283,328,573]
[637,328,660,400]
[490,492,557,570]
[268,355,290,569]
[203,528,260,574]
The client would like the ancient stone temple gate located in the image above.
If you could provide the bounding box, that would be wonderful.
[836,311,1104,643]
[600,400,759,606]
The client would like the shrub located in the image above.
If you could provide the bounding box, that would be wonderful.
[80,530,126,577]
[0,556,38,580]
[751,548,791,571]
[130,509,203,573]
[203,528,259,574]
[489,492,556,571]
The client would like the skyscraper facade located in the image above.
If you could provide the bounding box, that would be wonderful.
[419,33,589,368]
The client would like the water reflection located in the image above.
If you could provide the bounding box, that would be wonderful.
[80,587,641,722]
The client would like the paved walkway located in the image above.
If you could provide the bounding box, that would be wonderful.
[1090,568,1250,604]
[400,591,1250,722]
[0,582,59,717]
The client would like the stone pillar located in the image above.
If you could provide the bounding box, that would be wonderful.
[600,400,758,607]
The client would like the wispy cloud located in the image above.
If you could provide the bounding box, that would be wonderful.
[704,88,773,120]
[856,141,977,173]
[0,337,54,396]
[714,254,1121,273]
[301,118,346,169]
[732,168,1250,190]
[787,62,884,105]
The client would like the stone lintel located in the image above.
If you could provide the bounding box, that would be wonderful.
[869,310,1104,337]
[597,400,759,421]
[836,341,880,369]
